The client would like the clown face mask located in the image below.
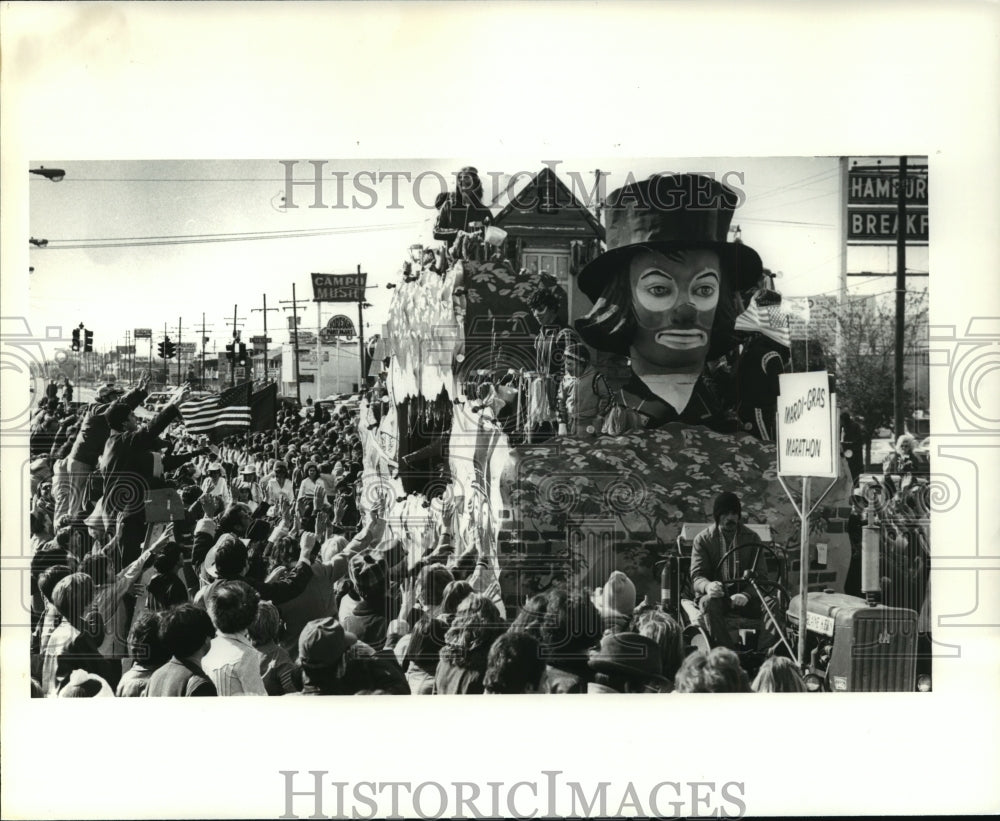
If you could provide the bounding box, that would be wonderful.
[628,247,722,372]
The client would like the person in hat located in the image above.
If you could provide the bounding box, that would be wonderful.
[201,461,232,506]
[574,174,762,432]
[233,464,264,509]
[587,632,670,694]
[296,617,408,696]
[58,371,150,521]
[690,491,782,652]
[592,570,638,634]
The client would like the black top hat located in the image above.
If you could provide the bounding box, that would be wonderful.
[578,174,762,301]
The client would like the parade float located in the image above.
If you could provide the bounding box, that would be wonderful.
[358,169,858,623]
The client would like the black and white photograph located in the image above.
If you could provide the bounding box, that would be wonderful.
[2,3,998,819]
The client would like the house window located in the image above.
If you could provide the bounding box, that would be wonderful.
[522,248,571,289]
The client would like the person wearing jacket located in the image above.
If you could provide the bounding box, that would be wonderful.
[62,373,150,521]
[101,383,206,568]
[690,491,780,651]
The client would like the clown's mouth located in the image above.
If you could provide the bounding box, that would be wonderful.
[654,329,708,350]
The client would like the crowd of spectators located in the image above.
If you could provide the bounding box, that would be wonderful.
[28,376,810,697]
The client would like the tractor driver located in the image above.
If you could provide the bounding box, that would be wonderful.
[690,491,782,652]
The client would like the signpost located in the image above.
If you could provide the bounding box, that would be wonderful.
[775,370,842,670]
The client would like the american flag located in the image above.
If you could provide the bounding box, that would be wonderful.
[179,383,252,441]
[734,290,793,348]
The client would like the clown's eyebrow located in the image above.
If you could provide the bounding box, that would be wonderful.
[638,268,675,280]
[692,269,720,281]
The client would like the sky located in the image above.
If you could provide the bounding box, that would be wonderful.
[28,156,929,358]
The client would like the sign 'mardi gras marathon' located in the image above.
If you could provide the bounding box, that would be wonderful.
[776,370,838,479]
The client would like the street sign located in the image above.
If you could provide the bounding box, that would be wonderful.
[116,345,136,354]
[250,335,272,345]
[133,328,152,339]
[776,370,838,478]
[178,342,197,354]
[311,272,367,302]
[234,367,247,381]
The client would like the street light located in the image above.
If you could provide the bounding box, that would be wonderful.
[29,238,49,248]
[29,166,66,182]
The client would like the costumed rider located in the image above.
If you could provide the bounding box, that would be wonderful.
[732,288,792,441]
[690,491,783,652]
[433,166,493,250]
[574,174,762,433]
[527,285,575,441]
[557,342,602,436]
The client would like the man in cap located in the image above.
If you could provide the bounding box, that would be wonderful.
[297,617,408,695]
[57,371,151,521]
[690,491,782,652]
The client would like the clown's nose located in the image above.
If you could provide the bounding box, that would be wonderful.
[673,303,698,323]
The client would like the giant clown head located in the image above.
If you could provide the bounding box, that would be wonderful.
[575,174,762,375]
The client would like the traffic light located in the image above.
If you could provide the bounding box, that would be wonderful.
[83,329,94,353]
[71,327,81,352]
[163,338,176,359]
[157,340,166,359]
[237,343,248,367]
[225,342,235,362]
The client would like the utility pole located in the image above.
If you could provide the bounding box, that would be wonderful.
[198,313,214,392]
[894,156,908,437]
[280,285,306,405]
[163,321,169,386]
[177,317,183,388]
[251,294,279,386]
[225,304,248,389]
[356,264,366,391]
[316,299,324,401]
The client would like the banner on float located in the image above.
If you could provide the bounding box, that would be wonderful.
[776,370,838,478]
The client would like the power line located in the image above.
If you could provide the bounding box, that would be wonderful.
[36,219,431,250]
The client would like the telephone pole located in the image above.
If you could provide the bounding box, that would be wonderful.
[280,285,306,405]
[225,304,248,389]
[251,294,279,385]
[894,156,908,437]
[357,264,367,391]
[197,313,214,392]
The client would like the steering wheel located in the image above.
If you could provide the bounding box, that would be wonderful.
[714,541,791,612]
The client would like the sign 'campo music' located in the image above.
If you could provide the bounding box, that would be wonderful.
[311,272,367,302]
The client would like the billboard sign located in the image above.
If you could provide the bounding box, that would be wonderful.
[311,272,367,302]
